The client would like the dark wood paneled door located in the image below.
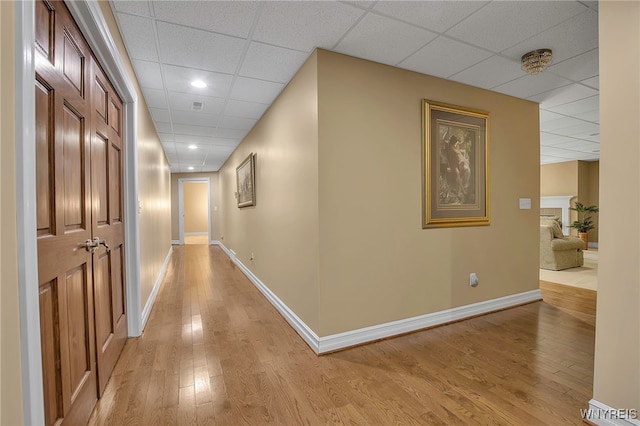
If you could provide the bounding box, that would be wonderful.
[35,1,127,424]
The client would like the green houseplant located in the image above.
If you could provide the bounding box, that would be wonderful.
[570,201,599,250]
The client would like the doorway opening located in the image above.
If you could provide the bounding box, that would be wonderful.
[179,178,211,245]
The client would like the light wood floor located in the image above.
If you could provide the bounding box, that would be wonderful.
[89,245,595,425]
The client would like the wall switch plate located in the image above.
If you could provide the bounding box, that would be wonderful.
[519,198,532,209]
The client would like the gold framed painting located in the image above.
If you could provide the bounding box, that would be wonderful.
[236,153,256,208]
[422,100,490,228]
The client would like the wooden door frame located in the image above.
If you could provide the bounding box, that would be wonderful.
[178,178,212,245]
[15,2,142,423]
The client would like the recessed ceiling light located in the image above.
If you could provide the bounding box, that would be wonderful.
[191,80,206,89]
[188,144,198,150]
[188,166,195,170]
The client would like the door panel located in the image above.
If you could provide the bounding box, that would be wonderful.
[36,1,128,424]
[92,63,127,396]
[35,79,54,237]
[39,280,62,425]
[61,105,86,231]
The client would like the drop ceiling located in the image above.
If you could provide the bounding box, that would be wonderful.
[111,0,600,173]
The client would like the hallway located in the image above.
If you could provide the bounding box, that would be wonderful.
[89,245,595,425]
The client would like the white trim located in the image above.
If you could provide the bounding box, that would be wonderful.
[15,2,45,424]
[211,240,221,246]
[185,232,208,236]
[178,178,211,245]
[541,195,574,235]
[215,242,542,354]
[141,247,173,330]
[585,399,640,426]
[171,240,181,245]
[589,242,599,249]
[16,1,141,422]
[317,289,542,353]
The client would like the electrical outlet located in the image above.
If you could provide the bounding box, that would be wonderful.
[469,273,479,287]
[250,252,254,261]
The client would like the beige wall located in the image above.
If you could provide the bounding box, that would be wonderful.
[540,160,579,197]
[219,52,320,331]
[183,182,208,234]
[0,2,24,423]
[540,160,599,241]
[316,50,540,335]
[99,3,172,311]
[219,50,540,337]
[170,173,220,241]
[594,0,640,412]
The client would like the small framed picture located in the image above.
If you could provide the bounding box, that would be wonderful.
[236,153,255,208]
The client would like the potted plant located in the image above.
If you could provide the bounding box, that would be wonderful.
[570,201,599,250]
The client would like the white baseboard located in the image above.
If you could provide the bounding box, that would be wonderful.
[185,232,208,236]
[317,289,542,353]
[141,246,173,330]
[215,242,542,354]
[588,242,599,249]
[171,240,181,245]
[584,399,640,425]
[210,240,221,246]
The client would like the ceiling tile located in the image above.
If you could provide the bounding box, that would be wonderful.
[156,22,246,73]
[212,128,249,139]
[253,2,365,51]
[158,133,174,143]
[540,133,576,146]
[547,95,598,116]
[539,110,565,123]
[239,43,310,83]
[153,1,260,38]
[115,13,158,61]
[548,49,599,82]
[581,76,599,90]
[540,116,587,132]
[449,55,523,90]
[493,73,572,99]
[172,124,216,137]
[398,36,492,79]
[219,116,257,130]
[549,122,599,138]
[335,13,438,66]
[373,1,489,33]
[170,110,220,128]
[141,87,168,109]
[149,108,171,123]
[230,77,284,104]
[154,122,173,134]
[502,9,598,64]
[555,140,599,151]
[210,138,242,147]
[225,100,269,120]
[446,1,586,52]
[168,92,225,115]
[574,110,599,123]
[132,59,163,89]
[531,83,598,108]
[111,1,152,17]
[163,65,234,98]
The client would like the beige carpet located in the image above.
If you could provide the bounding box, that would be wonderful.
[539,249,598,291]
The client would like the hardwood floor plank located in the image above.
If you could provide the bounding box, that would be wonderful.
[89,246,596,425]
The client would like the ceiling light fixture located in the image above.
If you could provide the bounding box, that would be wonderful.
[188,144,198,150]
[191,80,207,88]
[521,49,553,74]
[188,166,195,170]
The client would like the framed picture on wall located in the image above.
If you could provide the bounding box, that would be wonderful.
[236,153,256,208]
[422,100,490,228]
